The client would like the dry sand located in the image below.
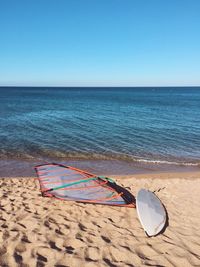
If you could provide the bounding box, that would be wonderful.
[0,171,200,267]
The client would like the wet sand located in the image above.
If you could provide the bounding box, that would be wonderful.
[0,171,200,266]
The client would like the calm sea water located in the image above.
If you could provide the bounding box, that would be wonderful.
[0,87,200,175]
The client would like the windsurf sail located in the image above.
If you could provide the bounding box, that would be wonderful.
[35,163,135,207]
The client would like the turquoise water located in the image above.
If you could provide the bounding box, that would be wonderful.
[0,87,200,175]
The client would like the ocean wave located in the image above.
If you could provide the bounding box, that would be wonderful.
[135,158,200,166]
[0,149,199,167]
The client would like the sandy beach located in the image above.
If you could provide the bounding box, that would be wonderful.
[0,171,200,267]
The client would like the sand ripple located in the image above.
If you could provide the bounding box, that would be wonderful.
[0,173,200,266]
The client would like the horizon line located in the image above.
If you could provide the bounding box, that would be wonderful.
[0,85,200,88]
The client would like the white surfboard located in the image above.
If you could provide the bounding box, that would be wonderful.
[136,189,166,236]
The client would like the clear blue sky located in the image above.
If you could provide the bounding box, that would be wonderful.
[0,0,200,86]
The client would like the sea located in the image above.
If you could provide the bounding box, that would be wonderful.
[0,87,200,177]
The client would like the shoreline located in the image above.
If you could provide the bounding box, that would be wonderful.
[0,158,199,178]
[1,170,200,180]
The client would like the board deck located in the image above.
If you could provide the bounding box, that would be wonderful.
[136,189,166,236]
